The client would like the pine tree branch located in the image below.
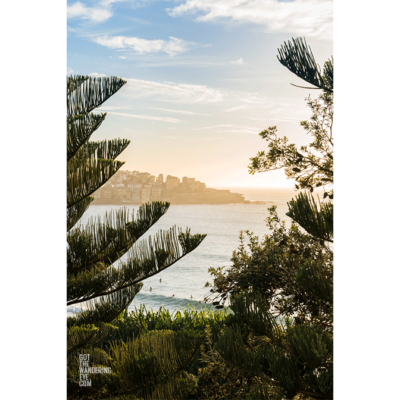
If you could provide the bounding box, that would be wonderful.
[73,139,130,162]
[67,197,93,232]
[67,158,124,208]
[277,37,333,93]
[67,76,127,117]
[67,228,206,305]
[68,285,142,328]
[67,113,107,162]
[67,202,170,274]
[67,75,89,96]
[286,192,333,243]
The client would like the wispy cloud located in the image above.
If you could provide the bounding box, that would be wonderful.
[89,72,107,77]
[92,35,192,56]
[94,110,184,123]
[67,1,153,23]
[197,137,225,141]
[161,135,184,139]
[193,124,260,134]
[265,117,303,122]
[118,56,126,59]
[67,2,113,23]
[224,96,275,112]
[97,106,131,111]
[123,78,225,103]
[99,0,128,5]
[246,117,268,121]
[224,105,250,112]
[167,0,333,40]
[230,57,243,65]
[222,94,299,113]
[217,128,259,134]
[152,107,210,116]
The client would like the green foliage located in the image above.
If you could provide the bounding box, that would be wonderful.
[204,38,334,400]
[287,192,333,243]
[67,75,127,117]
[104,305,231,345]
[207,207,332,329]
[66,75,207,399]
[194,325,256,400]
[248,92,333,199]
[211,290,333,399]
[277,37,333,92]
[67,330,204,399]
[67,306,235,399]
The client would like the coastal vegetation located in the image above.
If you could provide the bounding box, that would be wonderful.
[204,38,334,399]
[66,37,333,400]
[66,75,206,399]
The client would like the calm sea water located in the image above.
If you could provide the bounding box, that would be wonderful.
[68,188,303,315]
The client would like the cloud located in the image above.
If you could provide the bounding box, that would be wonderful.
[92,35,192,56]
[224,96,275,112]
[123,78,225,103]
[117,77,300,116]
[246,117,268,121]
[67,2,113,23]
[222,94,298,113]
[230,58,243,65]
[265,116,303,122]
[197,137,225,141]
[99,0,127,5]
[152,107,210,116]
[89,72,107,77]
[100,0,150,7]
[167,0,333,40]
[97,106,131,111]
[217,128,259,134]
[67,67,74,74]
[67,1,154,24]
[94,110,183,123]
[194,124,260,134]
[118,56,126,59]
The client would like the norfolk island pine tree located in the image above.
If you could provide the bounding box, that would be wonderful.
[67,75,207,399]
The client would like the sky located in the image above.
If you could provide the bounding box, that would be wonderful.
[67,0,333,188]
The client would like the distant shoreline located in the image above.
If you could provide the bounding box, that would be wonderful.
[91,199,272,206]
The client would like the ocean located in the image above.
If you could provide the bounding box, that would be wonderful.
[68,187,304,315]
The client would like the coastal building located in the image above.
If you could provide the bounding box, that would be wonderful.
[196,181,206,190]
[182,177,195,186]
[92,169,246,205]
[141,187,151,203]
[119,172,128,181]
[151,187,162,201]
[138,172,151,183]
[101,183,114,200]
[132,189,141,203]
[165,175,180,190]
[115,183,131,200]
